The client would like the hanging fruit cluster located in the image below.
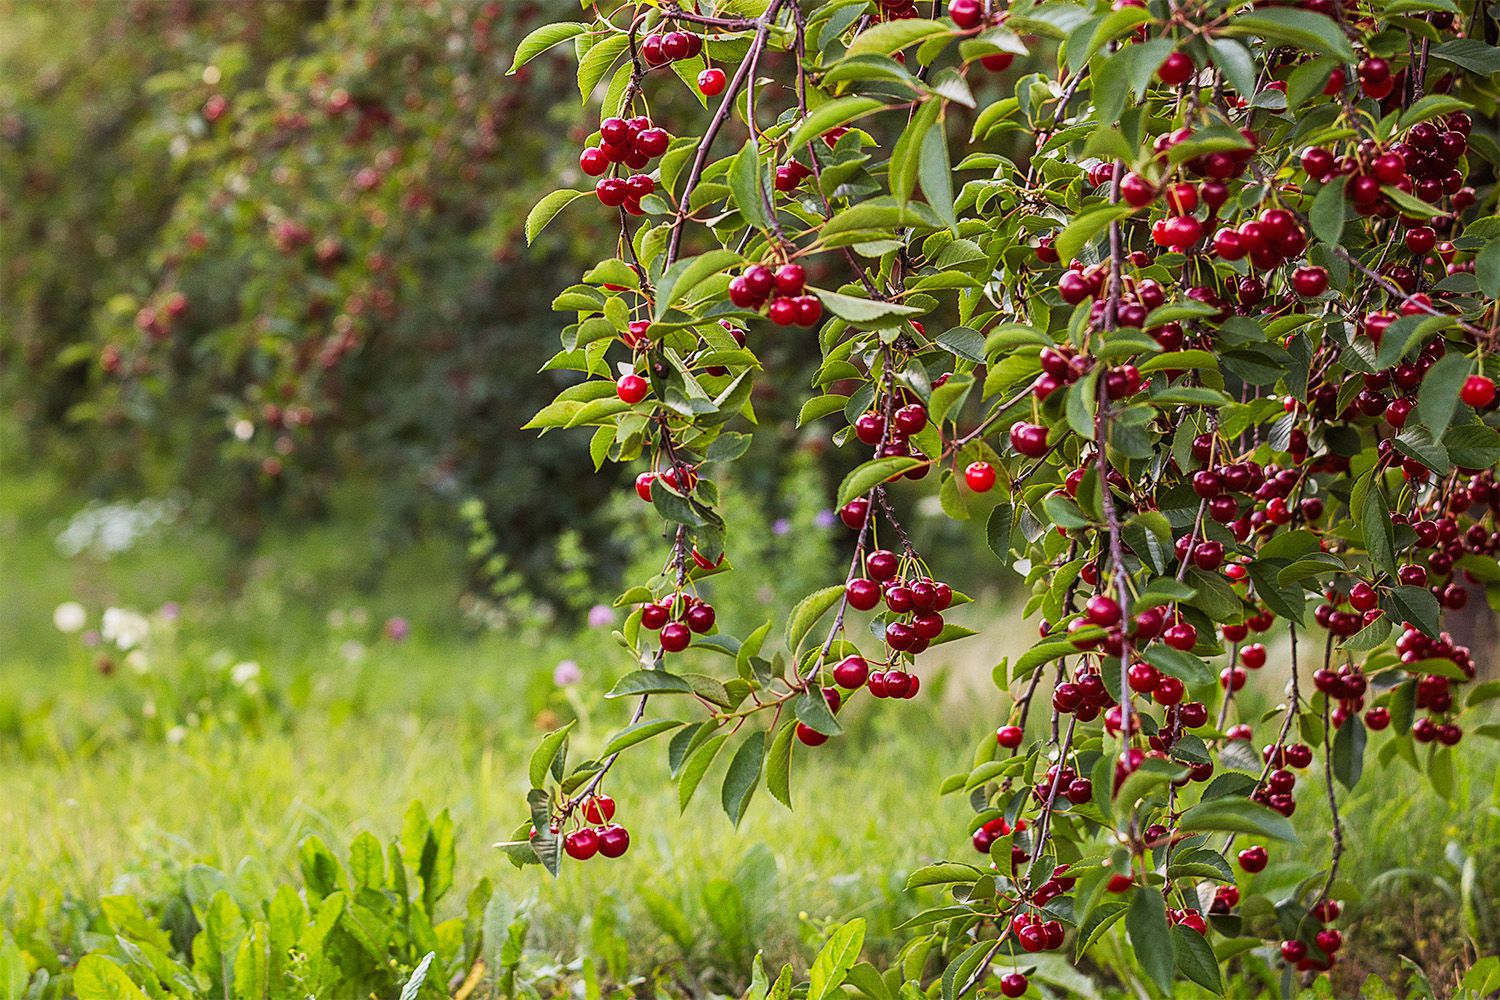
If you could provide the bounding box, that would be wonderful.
[511,0,1499,994]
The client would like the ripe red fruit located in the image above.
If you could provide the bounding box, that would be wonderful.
[775,263,806,294]
[616,374,648,403]
[686,603,716,633]
[595,177,628,207]
[999,973,1028,998]
[1460,375,1496,408]
[1237,845,1268,873]
[1157,51,1195,85]
[796,722,828,746]
[894,403,928,434]
[597,824,630,858]
[866,549,899,580]
[697,68,726,96]
[980,52,1014,71]
[996,725,1024,748]
[768,297,798,326]
[1120,173,1154,207]
[634,472,656,502]
[1085,594,1121,626]
[1163,621,1197,650]
[660,622,690,652]
[964,461,997,492]
[1010,422,1049,458]
[564,829,600,860]
[582,794,616,824]
[1280,940,1307,963]
[833,655,869,688]
[846,578,881,610]
[580,148,609,176]
[947,0,984,29]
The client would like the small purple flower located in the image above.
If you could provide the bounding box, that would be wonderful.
[553,659,582,686]
[813,509,838,529]
[587,604,616,629]
[772,517,792,536]
[159,601,181,621]
[82,630,101,648]
[384,616,410,642]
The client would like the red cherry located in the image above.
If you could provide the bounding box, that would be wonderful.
[1157,51,1195,85]
[964,461,997,492]
[597,824,630,858]
[833,655,869,688]
[947,0,984,29]
[616,374,649,403]
[999,973,1028,998]
[1237,845,1268,872]
[582,794,616,823]
[697,68,726,96]
[775,263,806,295]
[660,622,690,652]
[564,829,600,860]
[1010,422,1049,458]
[996,725,1024,748]
[1460,375,1495,408]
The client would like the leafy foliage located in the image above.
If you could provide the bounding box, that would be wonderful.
[516,0,1500,995]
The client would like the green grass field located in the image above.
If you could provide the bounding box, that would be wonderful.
[2,469,1497,998]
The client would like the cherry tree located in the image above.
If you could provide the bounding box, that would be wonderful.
[508,0,1499,993]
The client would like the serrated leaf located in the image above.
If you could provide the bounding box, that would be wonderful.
[808,920,867,1000]
[837,456,925,507]
[607,670,695,698]
[785,97,886,153]
[529,722,575,788]
[525,190,588,245]
[600,718,684,756]
[679,733,730,811]
[1178,797,1298,841]
[766,722,797,808]
[721,731,767,826]
[510,22,588,73]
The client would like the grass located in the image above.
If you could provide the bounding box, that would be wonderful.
[1,467,1497,997]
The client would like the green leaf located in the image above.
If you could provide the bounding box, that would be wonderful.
[1446,423,1500,469]
[1173,926,1224,995]
[73,955,150,1000]
[1207,37,1256,98]
[607,670,695,698]
[1416,351,1472,440]
[510,22,588,73]
[808,920,867,1000]
[1359,473,1397,579]
[798,394,850,426]
[844,19,951,57]
[919,115,957,231]
[399,952,436,1000]
[1179,797,1298,841]
[837,456,925,507]
[601,718,684,756]
[721,731,767,826]
[813,288,923,325]
[679,733,730,811]
[1056,203,1134,265]
[786,585,847,654]
[654,249,742,318]
[1389,585,1441,638]
[1332,715,1365,789]
[730,142,771,229]
[905,863,985,889]
[1381,185,1441,218]
[766,722,797,808]
[890,98,939,205]
[525,190,588,245]
[1222,8,1355,62]
[577,33,629,101]
[785,97,886,153]
[1309,176,1347,245]
[529,722,575,788]
[1126,888,1174,996]
[1476,239,1500,299]
[1429,38,1500,74]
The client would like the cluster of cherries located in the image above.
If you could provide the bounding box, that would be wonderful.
[639,593,716,654]
[1248,739,1315,818]
[582,115,670,213]
[1399,625,1476,745]
[844,549,954,656]
[634,462,696,503]
[851,398,933,477]
[727,262,822,327]
[559,794,631,861]
[1302,113,1475,219]
[637,27,701,69]
[1279,899,1346,974]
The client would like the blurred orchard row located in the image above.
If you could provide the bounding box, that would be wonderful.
[0,0,840,601]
